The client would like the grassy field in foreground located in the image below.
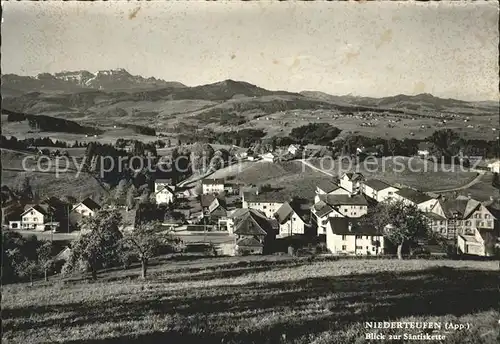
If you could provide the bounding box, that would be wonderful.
[2,257,498,344]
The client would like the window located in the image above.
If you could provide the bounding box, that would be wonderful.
[366,246,369,250]
[465,220,471,226]
[388,191,393,195]
[341,235,347,240]
[341,245,347,251]
[31,211,34,215]
[356,246,363,250]
[344,209,348,212]
[33,218,38,222]
[487,220,493,227]
[439,220,445,225]
[365,236,369,240]
[356,235,362,239]
[485,214,490,219]
[263,206,267,210]
[353,212,357,216]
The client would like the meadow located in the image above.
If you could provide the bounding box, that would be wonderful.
[2,256,498,344]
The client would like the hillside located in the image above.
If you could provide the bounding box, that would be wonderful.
[2,70,499,141]
[2,257,497,343]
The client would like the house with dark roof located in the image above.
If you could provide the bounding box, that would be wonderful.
[393,188,437,212]
[311,194,368,235]
[242,189,290,219]
[315,180,350,196]
[339,172,365,194]
[326,217,385,256]
[218,208,276,255]
[361,179,399,203]
[154,179,176,205]
[69,198,101,228]
[427,196,499,241]
[274,202,307,237]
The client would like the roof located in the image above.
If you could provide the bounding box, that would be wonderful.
[313,201,335,217]
[21,204,49,216]
[232,208,273,236]
[202,178,224,185]
[236,237,264,247]
[437,197,482,219]
[342,172,365,182]
[328,217,382,236]
[395,188,432,204]
[317,180,343,193]
[156,184,175,195]
[78,198,101,211]
[363,179,394,192]
[424,212,447,221]
[318,194,368,206]
[155,178,172,185]
[243,190,289,203]
[274,202,302,224]
[200,194,216,208]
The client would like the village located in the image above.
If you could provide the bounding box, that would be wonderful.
[4,140,500,263]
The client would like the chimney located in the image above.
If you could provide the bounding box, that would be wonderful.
[467,193,471,200]
[348,222,352,232]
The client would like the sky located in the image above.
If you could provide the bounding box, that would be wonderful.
[1,1,498,101]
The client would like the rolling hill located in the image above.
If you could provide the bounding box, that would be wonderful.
[2,69,498,141]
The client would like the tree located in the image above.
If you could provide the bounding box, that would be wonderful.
[126,185,138,210]
[387,138,398,157]
[16,259,39,286]
[66,210,123,280]
[114,179,129,205]
[14,173,33,201]
[363,200,431,259]
[427,129,461,159]
[120,222,173,279]
[37,241,54,282]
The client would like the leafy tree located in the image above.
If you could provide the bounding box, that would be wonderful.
[15,259,39,286]
[387,138,398,157]
[427,129,461,159]
[362,200,431,259]
[14,173,33,201]
[114,179,129,205]
[66,210,123,280]
[120,221,169,279]
[37,241,54,282]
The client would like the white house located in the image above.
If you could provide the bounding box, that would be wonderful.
[274,202,306,237]
[339,172,365,194]
[487,160,500,173]
[288,144,302,156]
[392,188,437,212]
[315,180,350,196]
[311,200,345,235]
[312,194,368,235]
[154,180,176,205]
[201,178,225,195]
[361,179,399,203]
[242,190,286,219]
[261,152,278,163]
[20,205,48,231]
[326,217,385,256]
[417,142,432,158]
[457,227,497,257]
[71,198,101,217]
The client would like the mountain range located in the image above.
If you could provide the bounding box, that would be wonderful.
[1,69,498,141]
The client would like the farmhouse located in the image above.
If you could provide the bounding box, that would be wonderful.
[274,202,307,237]
[326,217,385,256]
[361,179,399,203]
[457,227,497,257]
[200,194,227,219]
[202,178,225,195]
[315,180,349,195]
[339,172,365,194]
[393,188,437,212]
[311,200,345,235]
[72,198,101,217]
[242,189,288,219]
[19,205,50,231]
[427,196,498,240]
[154,179,176,204]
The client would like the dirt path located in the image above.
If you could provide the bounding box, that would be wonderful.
[299,159,335,177]
[430,173,483,193]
